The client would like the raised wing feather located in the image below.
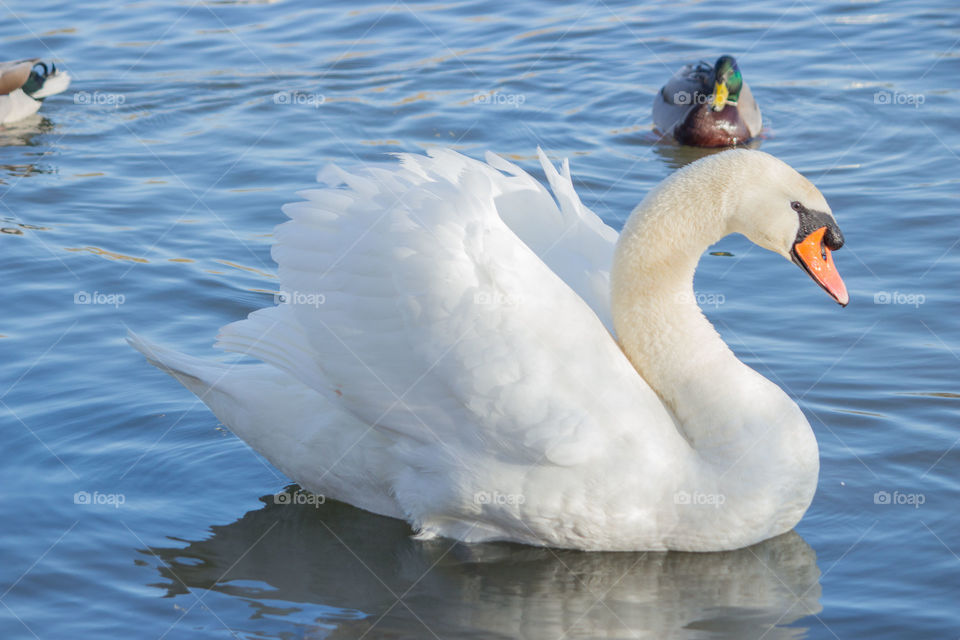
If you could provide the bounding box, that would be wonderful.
[216,150,682,468]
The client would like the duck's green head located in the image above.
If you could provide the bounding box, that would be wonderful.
[711,55,743,111]
[21,62,50,98]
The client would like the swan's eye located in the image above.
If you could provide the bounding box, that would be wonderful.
[791,201,803,212]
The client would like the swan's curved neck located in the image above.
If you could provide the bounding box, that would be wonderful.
[608,156,821,543]
[610,173,793,454]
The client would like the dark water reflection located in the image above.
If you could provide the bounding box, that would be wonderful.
[651,138,764,171]
[145,494,821,639]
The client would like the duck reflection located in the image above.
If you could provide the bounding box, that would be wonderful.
[617,129,764,171]
[143,491,822,639]
[0,113,53,145]
[0,115,56,180]
[652,136,764,171]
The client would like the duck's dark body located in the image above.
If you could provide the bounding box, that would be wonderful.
[673,102,752,147]
[653,58,761,148]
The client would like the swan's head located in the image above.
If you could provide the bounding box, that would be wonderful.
[723,150,849,306]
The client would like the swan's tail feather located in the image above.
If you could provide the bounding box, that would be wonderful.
[214,305,337,403]
[127,330,234,402]
[128,330,405,520]
[128,329,313,467]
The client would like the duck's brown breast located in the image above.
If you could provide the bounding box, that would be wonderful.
[674,104,752,147]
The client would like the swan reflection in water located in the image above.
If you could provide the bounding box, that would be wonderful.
[142,490,822,639]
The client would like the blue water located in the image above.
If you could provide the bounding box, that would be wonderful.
[1,0,958,638]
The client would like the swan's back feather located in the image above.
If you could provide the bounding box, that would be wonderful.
[215,150,682,475]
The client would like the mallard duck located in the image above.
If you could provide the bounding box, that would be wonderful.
[130,148,849,552]
[653,55,761,147]
[0,59,71,125]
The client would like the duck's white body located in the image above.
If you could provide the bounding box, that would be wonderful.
[131,148,835,551]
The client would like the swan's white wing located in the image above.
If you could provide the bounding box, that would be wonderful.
[216,150,684,471]
[389,148,617,330]
[483,149,619,330]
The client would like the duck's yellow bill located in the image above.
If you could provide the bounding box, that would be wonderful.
[711,82,729,110]
[793,227,849,306]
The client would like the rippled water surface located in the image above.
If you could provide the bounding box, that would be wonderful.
[2,1,958,638]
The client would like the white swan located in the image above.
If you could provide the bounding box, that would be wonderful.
[130,148,848,552]
[0,59,71,125]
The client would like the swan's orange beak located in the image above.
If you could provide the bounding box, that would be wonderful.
[791,227,849,306]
